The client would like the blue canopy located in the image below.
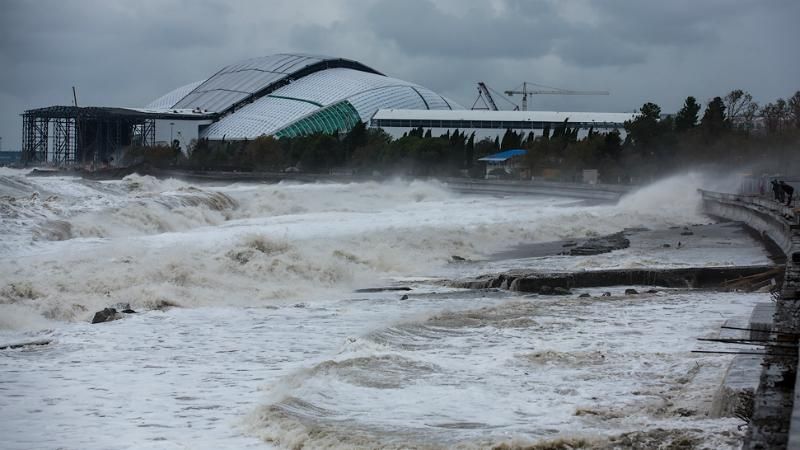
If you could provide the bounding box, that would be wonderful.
[478,149,527,162]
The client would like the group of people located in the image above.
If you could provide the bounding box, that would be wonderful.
[771,179,795,207]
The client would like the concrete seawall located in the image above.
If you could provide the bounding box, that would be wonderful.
[700,190,800,449]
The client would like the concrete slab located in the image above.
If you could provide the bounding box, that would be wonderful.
[749,302,776,341]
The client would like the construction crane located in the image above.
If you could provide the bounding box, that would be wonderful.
[504,82,609,111]
[471,82,520,111]
[475,82,499,111]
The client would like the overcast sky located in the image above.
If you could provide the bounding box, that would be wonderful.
[1,0,798,150]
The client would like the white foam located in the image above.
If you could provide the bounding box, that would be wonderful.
[0,173,765,449]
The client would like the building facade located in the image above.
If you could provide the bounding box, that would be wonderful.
[369,109,637,140]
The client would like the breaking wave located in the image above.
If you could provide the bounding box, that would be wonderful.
[1,172,719,328]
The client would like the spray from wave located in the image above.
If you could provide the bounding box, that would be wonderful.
[0,172,725,329]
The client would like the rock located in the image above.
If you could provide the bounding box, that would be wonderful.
[539,285,554,295]
[646,289,659,294]
[113,302,135,313]
[451,255,466,262]
[563,232,630,256]
[680,231,694,236]
[355,287,412,293]
[0,339,52,350]
[579,293,591,298]
[553,287,571,295]
[662,244,671,248]
[625,288,639,295]
[400,294,409,300]
[601,292,612,297]
[91,308,120,324]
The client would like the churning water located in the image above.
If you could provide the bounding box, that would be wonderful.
[0,169,770,449]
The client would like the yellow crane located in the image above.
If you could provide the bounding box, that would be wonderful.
[504,82,609,111]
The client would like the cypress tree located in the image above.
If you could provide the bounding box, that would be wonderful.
[675,96,701,132]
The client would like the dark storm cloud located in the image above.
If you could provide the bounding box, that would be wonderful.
[0,0,798,151]
[362,0,564,59]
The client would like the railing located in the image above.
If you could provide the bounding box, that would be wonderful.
[699,189,798,223]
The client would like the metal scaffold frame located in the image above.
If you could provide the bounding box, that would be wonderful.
[52,118,77,164]
[20,106,210,166]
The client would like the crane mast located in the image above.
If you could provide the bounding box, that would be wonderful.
[476,82,499,111]
[504,82,609,111]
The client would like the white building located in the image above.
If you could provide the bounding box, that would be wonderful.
[369,109,637,140]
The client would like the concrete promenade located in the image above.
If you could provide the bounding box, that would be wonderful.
[701,190,800,449]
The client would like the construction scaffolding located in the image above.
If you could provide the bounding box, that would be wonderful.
[20,106,209,166]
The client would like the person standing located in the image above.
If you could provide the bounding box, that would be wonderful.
[772,179,783,202]
[781,181,794,207]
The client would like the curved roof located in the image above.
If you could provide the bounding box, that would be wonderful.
[147,53,462,140]
[146,80,205,110]
[168,54,382,114]
[201,68,462,139]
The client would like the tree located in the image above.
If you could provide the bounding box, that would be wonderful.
[500,129,522,149]
[341,121,368,163]
[675,96,700,132]
[624,102,662,152]
[700,97,727,135]
[789,91,800,129]
[761,99,789,133]
[600,130,623,160]
[474,137,497,159]
[244,135,285,170]
[465,132,475,168]
[723,90,754,121]
[350,128,392,169]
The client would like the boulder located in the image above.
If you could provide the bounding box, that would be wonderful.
[563,232,630,256]
[113,302,136,314]
[538,285,554,295]
[578,293,591,298]
[646,289,659,294]
[553,287,571,295]
[91,308,120,324]
[601,292,612,297]
[451,255,466,262]
[400,294,409,300]
[625,288,639,295]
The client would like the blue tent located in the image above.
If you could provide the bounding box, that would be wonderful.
[477,149,527,162]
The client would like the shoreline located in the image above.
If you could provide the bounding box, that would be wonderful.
[25,165,633,201]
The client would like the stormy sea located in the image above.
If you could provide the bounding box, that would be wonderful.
[0,168,772,449]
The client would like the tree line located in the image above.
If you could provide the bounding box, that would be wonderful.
[124,89,800,182]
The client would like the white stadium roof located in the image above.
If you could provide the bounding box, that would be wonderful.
[145,53,463,140]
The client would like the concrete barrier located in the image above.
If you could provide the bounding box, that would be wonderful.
[700,190,800,449]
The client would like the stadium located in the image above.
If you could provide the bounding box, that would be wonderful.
[147,53,462,140]
[20,53,631,165]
